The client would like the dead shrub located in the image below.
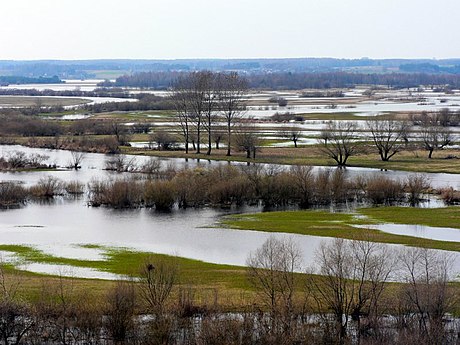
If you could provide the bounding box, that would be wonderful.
[0,181,28,207]
[363,175,405,205]
[29,176,64,198]
[144,180,176,211]
[439,187,460,205]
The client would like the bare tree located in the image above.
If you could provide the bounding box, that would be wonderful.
[171,75,193,154]
[149,131,177,151]
[420,116,454,158]
[235,123,260,159]
[217,72,248,156]
[367,118,409,161]
[318,121,360,166]
[289,165,315,207]
[349,239,393,341]
[110,121,131,146]
[105,281,136,345]
[212,130,223,150]
[307,238,394,344]
[0,262,34,345]
[202,72,217,155]
[282,129,302,148]
[68,150,86,170]
[397,247,456,343]
[138,257,178,316]
[246,236,302,334]
[189,71,213,154]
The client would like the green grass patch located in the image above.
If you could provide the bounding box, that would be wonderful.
[221,209,460,252]
[358,206,460,229]
[0,245,250,290]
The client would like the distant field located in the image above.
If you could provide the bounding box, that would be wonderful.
[0,96,91,107]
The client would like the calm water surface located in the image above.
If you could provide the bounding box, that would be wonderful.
[0,145,459,279]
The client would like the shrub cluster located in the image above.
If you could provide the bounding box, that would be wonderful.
[0,178,86,207]
[0,151,51,170]
[87,165,433,210]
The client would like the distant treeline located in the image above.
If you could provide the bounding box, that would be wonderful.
[400,63,460,74]
[82,94,173,113]
[3,58,460,78]
[0,75,61,85]
[103,71,460,90]
[98,71,184,89]
[0,87,136,99]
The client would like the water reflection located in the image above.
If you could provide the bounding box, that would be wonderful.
[0,145,459,279]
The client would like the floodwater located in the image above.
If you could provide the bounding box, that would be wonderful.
[1,199,459,279]
[1,79,459,117]
[357,223,460,243]
[0,145,459,279]
[1,145,459,189]
[0,79,103,92]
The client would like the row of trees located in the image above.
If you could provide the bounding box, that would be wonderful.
[319,113,455,166]
[248,236,458,345]
[172,71,248,156]
[108,70,460,90]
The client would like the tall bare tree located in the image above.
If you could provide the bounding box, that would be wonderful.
[307,238,394,344]
[246,236,302,334]
[202,72,217,155]
[367,118,409,161]
[397,248,455,343]
[217,72,248,156]
[171,75,193,154]
[172,71,214,155]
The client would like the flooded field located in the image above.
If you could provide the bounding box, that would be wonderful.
[0,145,459,279]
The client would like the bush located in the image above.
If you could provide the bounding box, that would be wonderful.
[88,179,143,208]
[405,174,431,205]
[64,181,85,195]
[0,182,28,207]
[144,180,176,211]
[29,176,64,198]
[362,175,405,205]
[439,187,460,205]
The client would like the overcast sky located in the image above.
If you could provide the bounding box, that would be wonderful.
[1,0,458,60]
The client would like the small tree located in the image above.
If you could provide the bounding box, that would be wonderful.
[235,122,260,159]
[139,257,178,316]
[420,120,453,158]
[105,282,136,345]
[318,121,360,166]
[68,150,86,170]
[283,130,302,148]
[149,131,177,151]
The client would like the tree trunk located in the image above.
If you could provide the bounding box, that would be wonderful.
[196,126,201,154]
[227,125,232,156]
[428,148,434,159]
